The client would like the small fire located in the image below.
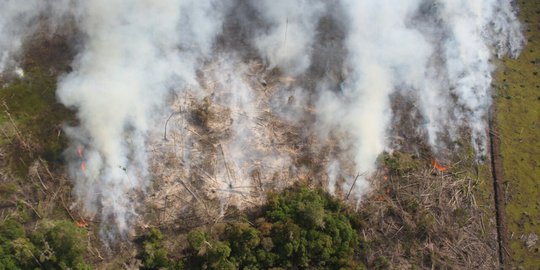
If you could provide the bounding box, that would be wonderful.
[77,146,84,158]
[77,146,86,172]
[75,219,88,228]
[431,159,447,172]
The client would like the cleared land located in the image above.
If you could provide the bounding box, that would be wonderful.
[0,3,538,269]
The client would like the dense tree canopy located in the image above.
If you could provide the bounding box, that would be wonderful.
[0,219,90,270]
[139,186,366,270]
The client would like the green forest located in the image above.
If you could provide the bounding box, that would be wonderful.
[1,187,371,270]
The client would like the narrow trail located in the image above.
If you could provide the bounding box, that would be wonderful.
[488,110,509,269]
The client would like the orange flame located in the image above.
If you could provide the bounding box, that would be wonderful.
[77,146,84,158]
[431,160,447,172]
[75,220,88,228]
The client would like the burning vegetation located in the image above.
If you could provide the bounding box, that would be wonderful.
[0,0,535,269]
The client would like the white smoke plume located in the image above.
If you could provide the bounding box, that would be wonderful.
[0,1,37,72]
[252,0,326,75]
[317,0,435,199]
[327,160,340,195]
[412,0,525,156]
[56,0,225,237]
[0,0,524,235]
[317,0,523,197]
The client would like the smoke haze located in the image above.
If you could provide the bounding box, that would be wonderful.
[0,0,524,236]
[0,0,72,73]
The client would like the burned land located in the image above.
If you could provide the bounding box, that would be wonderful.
[0,1,538,269]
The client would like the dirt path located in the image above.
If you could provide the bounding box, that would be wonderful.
[489,110,509,268]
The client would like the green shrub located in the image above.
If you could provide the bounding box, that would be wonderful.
[0,219,90,270]
[378,152,418,175]
[180,187,366,269]
[138,227,170,270]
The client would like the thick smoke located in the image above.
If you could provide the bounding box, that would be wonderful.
[412,0,525,156]
[317,0,523,198]
[57,0,225,237]
[0,0,523,235]
[318,0,434,199]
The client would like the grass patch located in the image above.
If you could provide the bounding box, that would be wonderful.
[0,49,77,243]
[494,1,540,268]
[0,65,73,176]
